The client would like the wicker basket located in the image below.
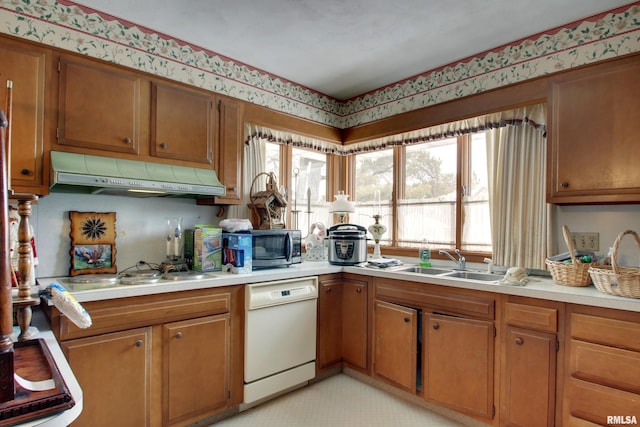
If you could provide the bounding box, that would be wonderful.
[589,230,640,298]
[545,225,596,287]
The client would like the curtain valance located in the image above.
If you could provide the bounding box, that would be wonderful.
[245,103,546,156]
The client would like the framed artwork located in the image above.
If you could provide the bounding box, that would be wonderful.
[69,211,117,276]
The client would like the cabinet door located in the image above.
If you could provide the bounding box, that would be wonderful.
[151,81,213,165]
[503,327,557,427]
[548,56,640,203]
[61,328,152,427]
[214,97,243,204]
[373,300,417,393]
[317,277,343,372]
[0,41,48,194]
[342,278,367,371]
[163,314,230,426]
[425,313,494,419]
[57,57,144,154]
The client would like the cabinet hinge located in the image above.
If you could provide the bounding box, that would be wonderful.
[56,128,59,140]
[217,99,222,111]
[492,405,495,418]
[493,326,497,338]
[227,389,231,400]
[556,340,560,352]
[57,60,61,73]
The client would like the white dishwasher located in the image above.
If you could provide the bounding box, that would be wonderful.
[243,276,318,407]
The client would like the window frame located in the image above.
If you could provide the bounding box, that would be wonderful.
[346,133,491,263]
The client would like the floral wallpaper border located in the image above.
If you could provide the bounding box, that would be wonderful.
[1,0,639,129]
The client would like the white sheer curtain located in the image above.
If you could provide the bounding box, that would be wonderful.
[486,115,551,270]
[227,127,267,220]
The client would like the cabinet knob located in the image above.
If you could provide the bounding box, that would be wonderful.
[227,186,236,192]
[560,181,569,188]
[404,317,410,323]
[326,287,331,293]
[160,142,168,149]
[123,137,132,144]
[515,337,524,345]
[175,332,183,339]
[20,169,30,175]
[135,340,143,347]
[432,323,440,330]
[356,287,362,294]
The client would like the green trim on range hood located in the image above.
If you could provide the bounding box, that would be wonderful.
[50,151,226,198]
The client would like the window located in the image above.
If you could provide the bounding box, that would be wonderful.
[291,147,328,233]
[351,132,491,257]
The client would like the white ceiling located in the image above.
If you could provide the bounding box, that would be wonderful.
[74,0,634,100]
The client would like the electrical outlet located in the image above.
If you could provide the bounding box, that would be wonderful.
[571,232,600,251]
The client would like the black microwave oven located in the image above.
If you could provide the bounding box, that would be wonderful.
[251,229,302,269]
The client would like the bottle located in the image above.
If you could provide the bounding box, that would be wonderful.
[419,239,432,267]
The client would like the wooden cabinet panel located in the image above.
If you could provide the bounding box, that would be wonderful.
[57,56,145,154]
[505,302,558,333]
[342,278,367,371]
[163,314,230,426]
[373,300,417,393]
[503,327,556,427]
[214,97,243,204]
[567,378,640,425]
[569,339,640,395]
[548,55,640,203]
[571,312,640,352]
[151,81,213,165]
[0,41,49,194]
[62,327,152,427]
[424,313,494,419]
[316,276,343,372]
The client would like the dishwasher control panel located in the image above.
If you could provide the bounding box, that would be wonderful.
[246,276,318,310]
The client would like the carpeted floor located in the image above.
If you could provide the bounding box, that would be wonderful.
[212,374,465,426]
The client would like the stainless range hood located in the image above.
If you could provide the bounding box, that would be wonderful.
[50,151,226,198]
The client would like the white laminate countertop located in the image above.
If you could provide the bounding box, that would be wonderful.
[35,261,640,313]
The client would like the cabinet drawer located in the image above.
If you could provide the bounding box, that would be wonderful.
[569,339,640,394]
[505,302,557,333]
[567,378,640,425]
[571,313,640,352]
[375,280,494,320]
[58,291,230,340]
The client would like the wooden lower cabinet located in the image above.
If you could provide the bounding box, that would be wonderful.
[503,327,556,426]
[424,313,494,419]
[564,306,640,425]
[52,287,242,427]
[62,328,152,427]
[316,274,370,374]
[501,299,561,427]
[342,277,368,371]
[316,275,343,372]
[162,314,230,426]
[373,300,417,393]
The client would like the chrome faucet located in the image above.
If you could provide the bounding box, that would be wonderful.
[439,249,466,270]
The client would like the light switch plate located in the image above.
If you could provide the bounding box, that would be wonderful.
[571,232,599,252]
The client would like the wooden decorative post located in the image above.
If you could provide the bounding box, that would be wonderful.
[13,196,39,341]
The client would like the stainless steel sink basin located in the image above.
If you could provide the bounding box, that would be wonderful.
[444,271,503,281]
[394,266,454,275]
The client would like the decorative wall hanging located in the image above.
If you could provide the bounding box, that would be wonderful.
[69,211,117,276]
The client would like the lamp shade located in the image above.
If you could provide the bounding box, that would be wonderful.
[330,193,355,213]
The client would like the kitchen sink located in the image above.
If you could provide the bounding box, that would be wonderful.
[444,271,504,282]
[394,266,454,275]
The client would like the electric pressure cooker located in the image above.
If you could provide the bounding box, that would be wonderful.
[327,224,368,265]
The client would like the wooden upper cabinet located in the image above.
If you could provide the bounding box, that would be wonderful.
[57,56,145,155]
[215,96,244,204]
[151,81,214,165]
[0,39,50,195]
[548,54,640,203]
